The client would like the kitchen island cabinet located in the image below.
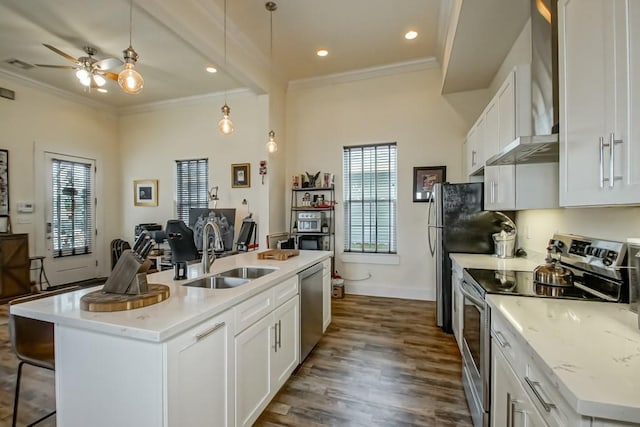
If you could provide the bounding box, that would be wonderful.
[11,250,330,427]
[559,0,640,206]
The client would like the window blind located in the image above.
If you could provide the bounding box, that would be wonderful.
[52,159,93,257]
[176,159,209,224]
[343,143,397,253]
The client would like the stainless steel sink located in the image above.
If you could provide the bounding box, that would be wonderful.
[183,276,250,289]
[217,267,277,279]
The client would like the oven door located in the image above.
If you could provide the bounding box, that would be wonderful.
[460,279,489,427]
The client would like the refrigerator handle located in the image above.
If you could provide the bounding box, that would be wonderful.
[427,191,436,256]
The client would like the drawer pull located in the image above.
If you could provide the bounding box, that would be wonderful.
[494,331,510,348]
[524,376,556,412]
[196,322,225,341]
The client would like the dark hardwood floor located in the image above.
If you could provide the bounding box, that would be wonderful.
[0,295,471,427]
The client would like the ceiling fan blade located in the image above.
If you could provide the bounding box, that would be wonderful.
[42,43,78,63]
[94,57,123,71]
[34,64,76,69]
[102,71,119,81]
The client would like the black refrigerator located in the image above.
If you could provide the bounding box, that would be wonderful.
[427,182,509,333]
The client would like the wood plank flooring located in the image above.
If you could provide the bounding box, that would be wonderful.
[0,295,471,427]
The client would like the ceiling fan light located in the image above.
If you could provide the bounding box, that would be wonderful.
[76,69,90,81]
[266,130,278,153]
[79,76,92,87]
[93,74,106,87]
[218,104,234,135]
[118,63,144,94]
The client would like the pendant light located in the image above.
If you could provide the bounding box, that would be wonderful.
[218,0,234,135]
[265,1,278,153]
[118,0,144,94]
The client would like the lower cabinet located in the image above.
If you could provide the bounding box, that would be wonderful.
[166,309,235,427]
[235,276,301,427]
[491,341,546,427]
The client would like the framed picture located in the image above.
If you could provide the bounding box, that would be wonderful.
[134,179,158,206]
[231,163,250,188]
[413,166,446,202]
[0,149,8,216]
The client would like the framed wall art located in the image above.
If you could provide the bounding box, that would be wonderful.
[0,149,8,216]
[413,166,446,202]
[134,179,158,207]
[231,163,250,188]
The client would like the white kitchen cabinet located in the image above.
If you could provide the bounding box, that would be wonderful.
[559,0,640,206]
[467,117,485,177]
[166,309,235,427]
[234,275,302,427]
[322,258,331,332]
[491,341,546,427]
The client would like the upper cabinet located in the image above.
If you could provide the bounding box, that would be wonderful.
[559,0,640,206]
[466,117,485,176]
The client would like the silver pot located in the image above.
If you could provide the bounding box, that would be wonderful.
[533,261,574,287]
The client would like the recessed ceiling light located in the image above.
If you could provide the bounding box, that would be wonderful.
[405,30,418,40]
[316,49,329,57]
[97,88,108,93]
[206,66,218,73]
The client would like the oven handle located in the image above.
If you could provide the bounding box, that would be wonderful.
[460,280,485,308]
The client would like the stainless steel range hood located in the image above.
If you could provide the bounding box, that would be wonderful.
[486,0,558,167]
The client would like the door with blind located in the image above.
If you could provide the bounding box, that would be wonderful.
[44,153,97,286]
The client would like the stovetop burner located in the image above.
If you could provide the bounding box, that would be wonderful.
[464,268,608,301]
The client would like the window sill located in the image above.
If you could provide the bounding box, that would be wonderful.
[340,253,399,265]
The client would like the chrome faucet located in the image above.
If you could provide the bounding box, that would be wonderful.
[202,220,224,274]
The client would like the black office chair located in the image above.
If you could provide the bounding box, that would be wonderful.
[165,220,200,263]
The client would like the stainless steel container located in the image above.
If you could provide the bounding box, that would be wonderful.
[493,232,516,258]
[627,239,640,329]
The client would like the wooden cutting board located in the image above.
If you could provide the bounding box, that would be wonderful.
[257,249,300,261]
[80,284,170,312]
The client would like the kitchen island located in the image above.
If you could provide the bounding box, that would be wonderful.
[10,250,332,427]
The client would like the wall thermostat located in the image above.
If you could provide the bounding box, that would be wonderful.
[17,201,34,213]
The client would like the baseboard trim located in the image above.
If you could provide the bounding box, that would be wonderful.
[344,282,435,301]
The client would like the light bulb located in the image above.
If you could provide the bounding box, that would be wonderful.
[218,104,234,135]
[118,63,144,94]
[76,69,90,80]
[79,76,91,87]
[93,74,106,87]
[266,130,278,153]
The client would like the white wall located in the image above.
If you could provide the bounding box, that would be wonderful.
[0,73,121,281]
[286,67,468,300]
[118,91,270,247]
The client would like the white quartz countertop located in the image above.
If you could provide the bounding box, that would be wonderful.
[487,295,640,423]
[10,250,331,343]
[449,252,545,272]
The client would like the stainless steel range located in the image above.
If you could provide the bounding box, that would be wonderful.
[459,233,628,427]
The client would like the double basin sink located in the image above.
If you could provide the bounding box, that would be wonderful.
[183,267,277,289]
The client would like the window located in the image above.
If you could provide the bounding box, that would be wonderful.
[51,158,93,257]
[343,143,397,253]
[176,159,209,224]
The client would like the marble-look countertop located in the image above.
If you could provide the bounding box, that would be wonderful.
[449,251,545,272]
[10,250,331,343]
[488,295,640,423]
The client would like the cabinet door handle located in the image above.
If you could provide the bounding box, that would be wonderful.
[494,331,510,348]
[196,322,225,341]
[277,319,282,348]
[506,393,516,427]
[599,136,605,189]
[609,133,623,189]
[273,322,278,352]
[524,376,556,412]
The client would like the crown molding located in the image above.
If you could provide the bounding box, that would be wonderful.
[288,57,440,91]
[117,87,253,115]
[0,68,118,116]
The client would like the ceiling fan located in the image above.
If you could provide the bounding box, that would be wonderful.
[35,44,123,90]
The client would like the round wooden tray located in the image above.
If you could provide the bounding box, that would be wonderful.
[80,284,170,312]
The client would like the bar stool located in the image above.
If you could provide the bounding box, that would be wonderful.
[9,286,80,426]
[29,256,50,291]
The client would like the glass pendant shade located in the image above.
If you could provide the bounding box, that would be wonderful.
[93,74,106,87]
[266,130,278,153]
[218,104,234,135]
[118,63,144,94]
[76,69,90,81]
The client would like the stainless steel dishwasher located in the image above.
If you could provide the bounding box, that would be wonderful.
[298,262,324,362]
